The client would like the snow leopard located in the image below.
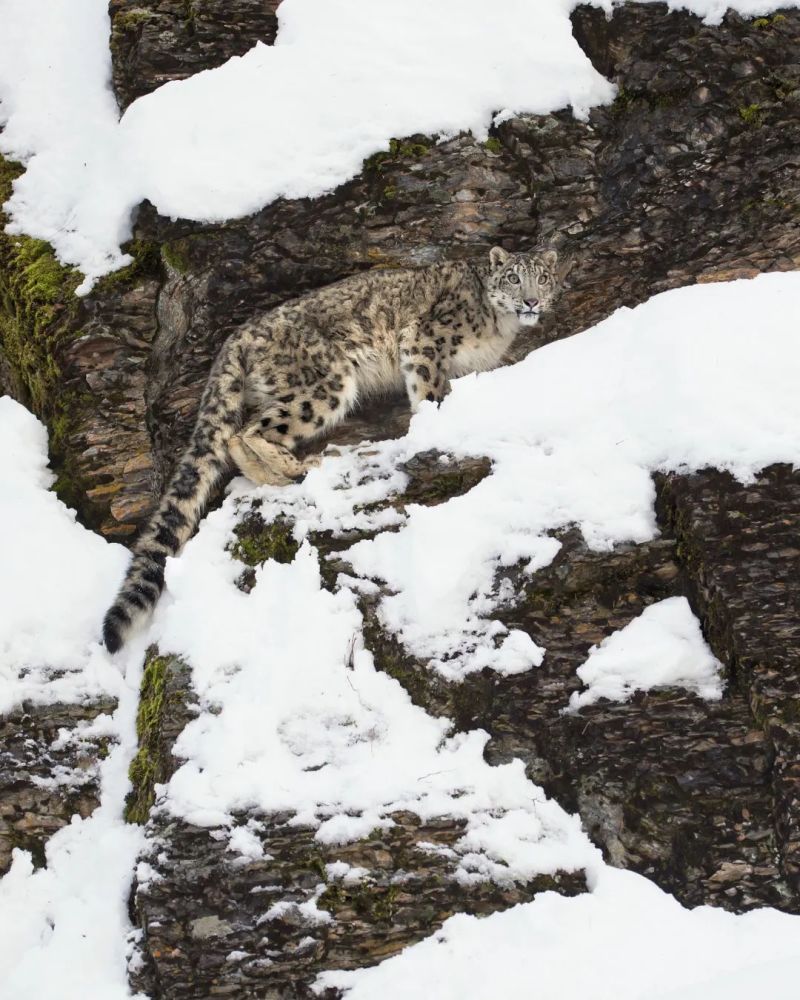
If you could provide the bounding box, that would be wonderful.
[102,245,560,652]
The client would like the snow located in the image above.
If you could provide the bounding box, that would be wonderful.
[567,596,724,711]
[0,395,129,712]
[316,865,800,1000]
[0,397,148,1000]
[227,823,267,861]
[143,269,800,979]
[155,523,593,881]
[1,0,795,290]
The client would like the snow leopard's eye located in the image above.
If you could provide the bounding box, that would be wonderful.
[537,274,548,286]
[507,272,521,284]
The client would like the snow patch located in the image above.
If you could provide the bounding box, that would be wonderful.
[0,0,615,290]
[0,396,129,712]
[154,524,594,881]
[150,272,800,906]
[567,596,724,711]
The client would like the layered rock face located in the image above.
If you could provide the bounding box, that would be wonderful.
[1,3,800,998]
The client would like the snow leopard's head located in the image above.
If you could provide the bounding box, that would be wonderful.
[485,246,559,327]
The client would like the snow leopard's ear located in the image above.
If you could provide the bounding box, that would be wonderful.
[489,246,510,269]
[539,248,558,271]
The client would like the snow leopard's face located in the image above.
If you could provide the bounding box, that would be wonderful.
[485,246,559,327]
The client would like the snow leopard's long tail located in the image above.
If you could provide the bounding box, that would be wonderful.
[102,344,246,653]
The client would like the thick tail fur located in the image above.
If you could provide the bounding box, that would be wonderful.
[103,347,246,653]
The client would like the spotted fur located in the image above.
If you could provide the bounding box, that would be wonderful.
[103,245,559,652]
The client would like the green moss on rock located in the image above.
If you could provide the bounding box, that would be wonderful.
[610,85,636,117]
[752,13,786,28]
[0,156,83,414]
[0,155,113,514]
[93,238,161,293]
[1,154,164,515]
[364,136,431,173]
[109,4,155,58]
[229,512,300,567]
[125,652,174,825]
[115,7,154,31]
[318,879,399,923]
[361,617,430,706]
[738,103,763,126]
[162,238,193,274]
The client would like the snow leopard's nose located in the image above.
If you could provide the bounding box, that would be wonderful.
[524,298,539,309]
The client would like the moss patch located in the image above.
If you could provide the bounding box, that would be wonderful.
[125,652,175,825]
[318,880,400,924]
[0,155,144,514]
[1,156,165,516]
[364,136,431,173]
[230,512,300,566]
[0,156,83,413]
[610,85,636,117]
[110,6,155,59]
[115,7,154,31]
[0,155,93,512]
[93,238,161,294]
[162,238,193,274]
[738,103,763,126]
[752,13,786,28]
[361,616,430,707]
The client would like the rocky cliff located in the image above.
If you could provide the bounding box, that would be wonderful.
[1,3,800,998]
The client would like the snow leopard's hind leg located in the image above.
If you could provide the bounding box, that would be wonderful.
[229,430,307,486]
[229,370,357,486]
